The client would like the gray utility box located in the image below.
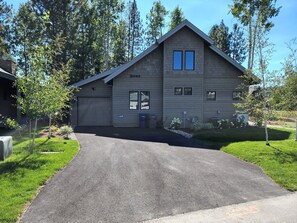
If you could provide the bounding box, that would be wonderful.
[0,136,13,161]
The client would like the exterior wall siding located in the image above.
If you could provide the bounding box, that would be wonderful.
[203,46,244,122]
[163,27,205,127]
[70,80,112,126]
[112,47,163,127]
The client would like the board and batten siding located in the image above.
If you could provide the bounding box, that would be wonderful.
[163,27,205,127]
[70,79,112,126]
[203,46,245,122]
[112,47,163,127]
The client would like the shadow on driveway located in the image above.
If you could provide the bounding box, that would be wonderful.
[74,126,212,149]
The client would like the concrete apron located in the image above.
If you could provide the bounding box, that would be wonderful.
[144,193,297,223]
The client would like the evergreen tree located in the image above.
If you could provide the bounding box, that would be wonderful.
[0,0,12,58]
[145,1,168,47]
[126,0,143,60]
[112,19,128,66]
[230,23,247,64]
[169,6,185,30]
[209,20,231,55]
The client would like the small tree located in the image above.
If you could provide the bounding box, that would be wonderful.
[169,6,185,30]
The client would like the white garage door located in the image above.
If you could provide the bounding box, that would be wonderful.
[78,97,112,126]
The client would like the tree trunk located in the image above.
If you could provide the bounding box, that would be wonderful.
[48,114,52,139]
[248,20,252,69]
[31,118,38,153]
[295,118,297,141]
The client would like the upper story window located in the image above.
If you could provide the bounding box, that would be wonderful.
[185,51,195,70]
[140,91,150,110]
[129,91,139,110]
[184,87,192,95]
[173,50,183,70]
[174,87,183,95]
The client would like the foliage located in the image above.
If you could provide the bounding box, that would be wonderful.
[0,0,12,57]
[191,120,214,131]
[217,119,233,129]
[126,0,143,60]
[209,21,246,64]
[0,114,19,129]
[230,0,281,69]
[170,117,182,129]
[57,126,73,139]
[233,116,248,128]
[169,6,185,30]
[145,0,168,47]
[209,20,231,55]
[0,136,79,223]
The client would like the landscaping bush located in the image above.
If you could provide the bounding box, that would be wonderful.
[217,119,233,129]
[191,120,214,132]
[57,126,73,139]
[170,117,182,129]
[233,116,248,128]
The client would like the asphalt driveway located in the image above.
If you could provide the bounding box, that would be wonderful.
[21,127,288,223]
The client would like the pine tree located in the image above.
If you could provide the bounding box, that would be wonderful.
[112,19,128,66]
[145,1,168,47]
[126,0,143,60]
[169,6,185,30]
[230,23,247,64]
[209,20,231,55]
[0,0,12,58]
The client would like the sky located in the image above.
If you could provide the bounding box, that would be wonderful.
[6,0,297,72]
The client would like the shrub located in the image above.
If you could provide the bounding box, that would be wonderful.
[191,120,214,132]
[170,117,182,129]
[191,120,203,131]
[233,116,248,128]
[218,119,233,129]
[57,126,73,139]
[203,122,214,129]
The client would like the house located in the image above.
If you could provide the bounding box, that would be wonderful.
[71,20,246,128]
[0,60,17,123]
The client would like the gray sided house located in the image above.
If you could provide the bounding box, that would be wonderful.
[0,60,17,123]
[71,20,246,128]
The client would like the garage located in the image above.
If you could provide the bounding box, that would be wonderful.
[77,97,112,126]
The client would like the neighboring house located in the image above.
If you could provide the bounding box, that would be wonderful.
[0,60,17,123]
[71,20,247,128]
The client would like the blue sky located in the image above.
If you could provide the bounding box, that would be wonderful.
[7,0,297,72]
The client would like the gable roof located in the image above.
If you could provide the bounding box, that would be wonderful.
[73,19,247,86]
[0,67,15,81]
[73,66,123,87]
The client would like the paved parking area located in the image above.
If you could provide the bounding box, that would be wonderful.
[21,127,288,223]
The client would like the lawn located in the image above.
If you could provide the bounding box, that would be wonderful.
[0,130,79,223]
[193,127,297,191]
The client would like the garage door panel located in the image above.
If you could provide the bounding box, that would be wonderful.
[78,97,112,126]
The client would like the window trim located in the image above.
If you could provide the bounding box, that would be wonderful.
[232,91,243,101]
[173,50,183,71]
[206,91,216,101]
[184,87,192,95]
[174,87,183,95]
[140,91,150,110]
[129,91,139,110]
[185,50,195,70]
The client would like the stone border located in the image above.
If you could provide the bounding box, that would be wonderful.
[164,127,193,139]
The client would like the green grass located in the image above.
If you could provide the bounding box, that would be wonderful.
[193,127,297,191]
[0,134,79,223]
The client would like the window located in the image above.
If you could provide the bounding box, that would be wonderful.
[173,50,183,70]
[129,91,150,110]
[129,91,139,110]
[206,91,216,101]
[185,51,195,70]
[233,91,243,101]
[174,87,183,95]
[184,87,192,95]
[140,91,150,110]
